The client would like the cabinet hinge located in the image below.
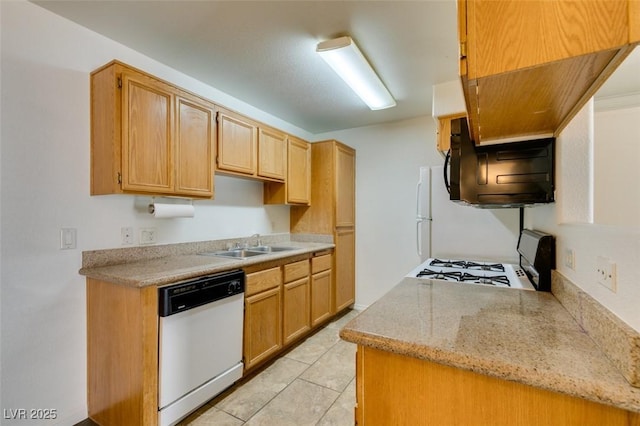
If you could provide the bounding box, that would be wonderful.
[117,172,122,184]
[459,42,467,59]
[117,77,122,89]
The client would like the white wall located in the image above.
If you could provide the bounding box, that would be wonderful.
[593,105,640,228]
[526,101,640,331]
[317,117,445,308]
[0,2,309,424]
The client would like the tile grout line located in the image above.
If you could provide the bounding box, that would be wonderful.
[234,352,318,424]
[183,310,360,425]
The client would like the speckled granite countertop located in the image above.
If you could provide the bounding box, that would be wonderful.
[79,239,333,287]
[340,278,640,413]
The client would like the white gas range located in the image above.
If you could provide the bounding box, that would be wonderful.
[407,258,534,290]
[407,230,555,292]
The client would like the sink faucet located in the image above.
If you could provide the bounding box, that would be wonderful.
[250,233,262,247]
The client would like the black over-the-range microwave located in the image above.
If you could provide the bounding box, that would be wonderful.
[447,117,555,208]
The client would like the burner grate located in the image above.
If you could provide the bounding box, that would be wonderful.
[416,268,462,281]
[429,259,467,269]
[464,261,505,272]
[460,273,510,287]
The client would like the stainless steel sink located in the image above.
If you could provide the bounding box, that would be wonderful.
[247,246,296,253]
[199,246,296,259]
[200,249,266,259]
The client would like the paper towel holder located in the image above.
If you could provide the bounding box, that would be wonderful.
[134,196,194,215]
[147,200,195,218]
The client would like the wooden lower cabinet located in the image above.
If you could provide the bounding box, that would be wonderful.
[282,260,311,346]
[243,268,282,371]
[243,252,336,372]
[356,345,640,426]
[311,253,333,326]
[334,227,355,313]
[283,277,310,345]
[86,279,158,426]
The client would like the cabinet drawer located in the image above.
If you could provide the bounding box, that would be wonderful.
[312,254,332,274]
[283,260,309,283]
[246,267,282,297]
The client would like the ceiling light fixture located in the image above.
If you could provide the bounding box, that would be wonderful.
[316,36,396,110]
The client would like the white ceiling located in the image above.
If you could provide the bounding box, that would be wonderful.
[33,0,460,134]
[32,1,639,135]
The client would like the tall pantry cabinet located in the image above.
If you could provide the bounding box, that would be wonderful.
[291,140,356,313]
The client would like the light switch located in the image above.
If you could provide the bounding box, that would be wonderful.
[60,228,77,249]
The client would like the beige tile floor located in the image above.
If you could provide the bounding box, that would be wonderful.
[180,309,360,426]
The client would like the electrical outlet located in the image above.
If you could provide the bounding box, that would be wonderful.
[140,228,157,245]
[564,248,575,270]
[121,227,134,245]
[596,256,617,292]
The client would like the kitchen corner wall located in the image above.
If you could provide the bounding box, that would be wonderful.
[525,100,640,332]
[316,117,444,309]
[0,1,308,424]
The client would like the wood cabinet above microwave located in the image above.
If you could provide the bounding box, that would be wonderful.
[458,0,640,144]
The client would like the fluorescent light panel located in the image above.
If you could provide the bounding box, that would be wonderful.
[317,36,396,110]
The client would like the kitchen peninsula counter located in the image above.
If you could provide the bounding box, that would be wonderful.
[340,278,640,421]
[79,238,333,287]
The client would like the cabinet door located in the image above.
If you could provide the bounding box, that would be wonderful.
[436,113,467,153]
[287,137,311,204]
[217,111,257,176]
[335,144,355,227]
[258,127,287,181]
[244,286,282,370]
[175,95,215,197]
[459,0,638,144]
[121,70,174,193]
[311,270,332,327]
[464,0,632,80]
[283,259,309,283]
[283,277,311,345]
[334,227,355,313]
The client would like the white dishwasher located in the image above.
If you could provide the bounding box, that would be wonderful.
[158,269,245,426]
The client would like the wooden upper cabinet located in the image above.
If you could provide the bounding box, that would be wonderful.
[258,127,287,181]
[436,113,466,153]
[459,0,640,144]
[335,144,355,228]
[216,110,258,176]
[175,95,215,197]
[263,135,311,205]
[290,139,356,233]
[286,136,311,204]
[216,110,288,183]
[120,70,174,194]
[90,60,215,198]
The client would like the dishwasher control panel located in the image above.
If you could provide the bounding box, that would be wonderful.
[158,269,245,317]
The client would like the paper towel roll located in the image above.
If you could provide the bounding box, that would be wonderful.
[148,203,195,218]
